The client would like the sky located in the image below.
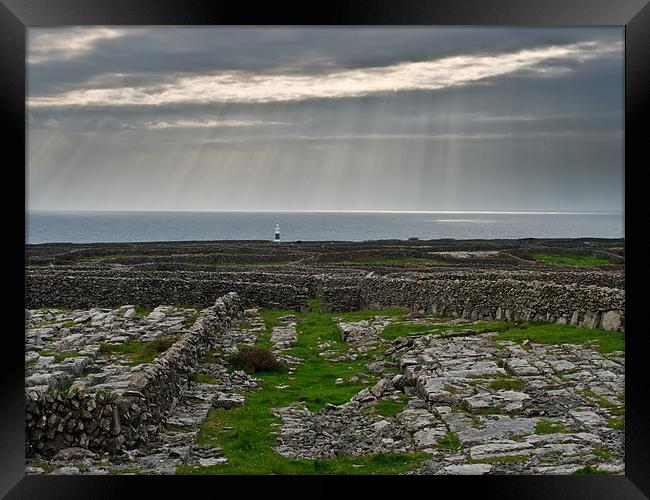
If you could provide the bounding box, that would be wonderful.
[27,27,624,213]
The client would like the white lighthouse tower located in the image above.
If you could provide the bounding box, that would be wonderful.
[274,223,280,243]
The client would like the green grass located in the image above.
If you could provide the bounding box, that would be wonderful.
[189,373,221,385]
[436,431,461,450]
[379,318,524,342]
[592,448,618,460]
[380,322,442,341]
[183,313,200,329]
[607,416,624,429]
[339,257,445,267]
[39,318,78,328]
[535,419,568,435]
[37,350,83,364]
[469,454,529,465]
[531,253,614,266]
[99,336,177,365]
[583,389,625,415]
[134,305,153,317]
[26,462,55,473]
[490,378,525,391]
[257,308,296,348]
[177,303,426,475]
[206,261,296,267]
[368,395,409,417]
[177,451,429,475]
[573,465,616,475]
[492,322,624,354]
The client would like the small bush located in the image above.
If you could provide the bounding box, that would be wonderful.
[229,346,285,373]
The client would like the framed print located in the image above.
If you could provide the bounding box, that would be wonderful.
[1,0,649,498]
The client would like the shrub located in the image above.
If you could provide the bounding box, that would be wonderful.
[229,346,285,373]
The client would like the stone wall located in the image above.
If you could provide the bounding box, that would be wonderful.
[316,275,625,332]
[25,389,124,456]
[25,267,624,334]
[25,292,243,457]
[25,270,308,310]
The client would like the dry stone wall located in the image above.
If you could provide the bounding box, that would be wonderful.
[26,267,624,334]
[25,270,308,310]
[316,275,624,332]
[25,292,243,457]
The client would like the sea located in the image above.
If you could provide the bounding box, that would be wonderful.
[25,211,624,244]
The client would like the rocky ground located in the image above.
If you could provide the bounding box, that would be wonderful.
[25,305,199,394]
[26,304,624,475]
[270,317,624,474]
[25,307,262,475]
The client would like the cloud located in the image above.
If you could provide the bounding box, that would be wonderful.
[42,118,60,129]
[271,129,623,142]
[28,27,130,64]
[28,40,621,108]
[144,119,288,129]
[25,28,624,214]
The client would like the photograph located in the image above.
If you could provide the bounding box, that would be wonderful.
[24,25,626,477]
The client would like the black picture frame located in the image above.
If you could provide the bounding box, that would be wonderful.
[2,0,649,497]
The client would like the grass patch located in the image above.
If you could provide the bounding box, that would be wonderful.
[469,454,529,464]
[583,389,624,415]
[531,253,614,266]
[26,462,55,473]
[573,465,616,475]
[380,322,441,341]
[177,451,429,475]
[37,350,83,364]
[607,416,624,429]
[473,407,504,416]
[257,308,296,348]
[369,395,409,417]
[490,379,524,391]
[308,298,324,313]
[339,257,445,267]
[436,431,461,450]
[535,419,568,435]
[207,261,296,267]
[189,373,221,385]
[178,304,425,475]
[592,448,618,460]
[134,305,153,317]
[99,336,177,365]
[183,313,200,328]
[109,467,142,474]
[492,322,624,354]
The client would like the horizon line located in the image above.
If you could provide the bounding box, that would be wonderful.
[27,209,623,215]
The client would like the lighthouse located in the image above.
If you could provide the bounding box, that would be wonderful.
[274,223,280,243]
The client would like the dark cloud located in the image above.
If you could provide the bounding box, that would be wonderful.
[27,27,623,213]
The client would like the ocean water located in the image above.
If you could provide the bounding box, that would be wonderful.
[26,211,624,244]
